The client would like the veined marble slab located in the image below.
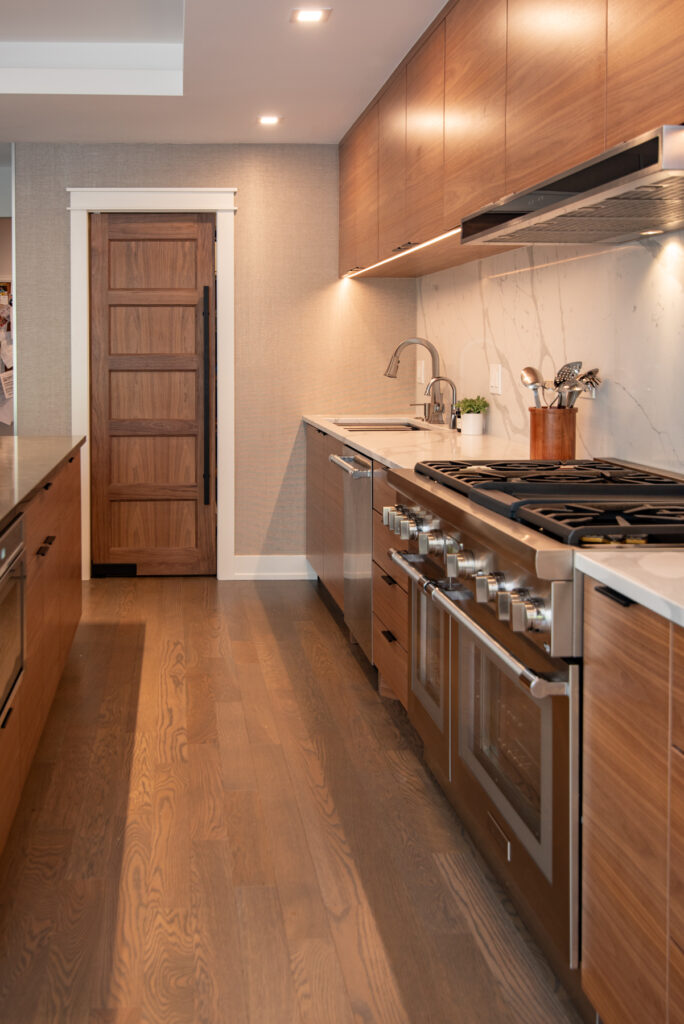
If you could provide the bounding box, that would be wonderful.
[303,414,528,469]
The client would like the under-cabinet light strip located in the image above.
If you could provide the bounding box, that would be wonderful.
[343,226,462,278]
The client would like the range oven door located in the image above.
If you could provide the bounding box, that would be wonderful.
[0,516,25,716]
[431,586,580,969]
[389,549,457,786]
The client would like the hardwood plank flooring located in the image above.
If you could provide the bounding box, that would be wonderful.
[0,578,582,1023]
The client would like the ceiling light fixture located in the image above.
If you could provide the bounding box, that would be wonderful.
[290,8,332,23]
[640,229,664,236]
[259,114,281,126]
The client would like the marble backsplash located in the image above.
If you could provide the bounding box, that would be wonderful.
[417,235,684,473]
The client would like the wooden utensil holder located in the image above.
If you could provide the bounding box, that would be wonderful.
[529,407,578,460]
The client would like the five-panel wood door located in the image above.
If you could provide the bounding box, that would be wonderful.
[90,212,216,575]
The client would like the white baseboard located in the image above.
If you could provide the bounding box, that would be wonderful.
[225,555,317,581]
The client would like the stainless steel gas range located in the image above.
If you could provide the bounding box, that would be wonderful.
[382,457,684,988]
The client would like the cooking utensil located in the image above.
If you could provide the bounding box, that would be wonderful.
[577,368,601,388]
[553,360,582,387]
[520,366,545,408]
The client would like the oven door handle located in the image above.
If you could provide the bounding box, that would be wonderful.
[388,548,435,592]
[430,586,569,700]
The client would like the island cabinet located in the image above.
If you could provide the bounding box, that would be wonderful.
[443,0,507,229]
[606,0,684,147]
[505,0,607,196]
[22,451,82,772]
[581,580,672,1024]
[338,104,379,277]
[305,425,344,611]
[0,448,82,856]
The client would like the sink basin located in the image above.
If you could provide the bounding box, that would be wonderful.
[332,418,429,432]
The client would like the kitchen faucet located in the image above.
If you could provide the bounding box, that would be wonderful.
[384,337,444,424]
[425,376,458,430]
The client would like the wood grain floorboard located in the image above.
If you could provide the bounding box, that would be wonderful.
[0,578,583,1022]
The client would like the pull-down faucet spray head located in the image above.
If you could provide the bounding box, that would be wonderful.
[384,354,401,378]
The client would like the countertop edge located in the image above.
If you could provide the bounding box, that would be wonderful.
[576,550,684,627]
[0,436,85,532]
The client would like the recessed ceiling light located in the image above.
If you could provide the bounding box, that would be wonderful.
[259,114,281,126]
[640,229,664,236]
[290,8,332,23]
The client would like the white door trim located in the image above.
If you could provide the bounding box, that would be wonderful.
[68,187,237,580]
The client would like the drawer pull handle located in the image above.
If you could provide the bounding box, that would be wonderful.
[43,481,53,491]
[44,536,56,546]
[594,584,635,607]
[1,706,13,729]
[381,574,397,587]
[381,629,397,644]
[37,544,51,557]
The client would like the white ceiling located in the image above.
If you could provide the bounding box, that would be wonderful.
[0,0,446,144]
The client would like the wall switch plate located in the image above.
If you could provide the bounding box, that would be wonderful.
[489,363,502,395]
[417,358,426,384]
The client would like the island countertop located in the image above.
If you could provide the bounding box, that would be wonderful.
[0,436,85,530]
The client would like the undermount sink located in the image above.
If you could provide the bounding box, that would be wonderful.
[332,418,429,432]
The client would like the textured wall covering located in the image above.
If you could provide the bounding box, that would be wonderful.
[417,239,684,474]
[13,144,417,555]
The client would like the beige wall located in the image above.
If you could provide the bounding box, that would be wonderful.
[13,144,417,556]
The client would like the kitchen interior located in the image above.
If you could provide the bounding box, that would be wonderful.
[1,1,683,1022]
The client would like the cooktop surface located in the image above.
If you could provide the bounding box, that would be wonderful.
[414,459,684,544]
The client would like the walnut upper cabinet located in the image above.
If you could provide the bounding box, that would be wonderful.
[504,0,607,196]
[338,104,379,276]
[404,22,446,247]
[378,68,407,258]
[443,0,507,230]
[607,0,684,147]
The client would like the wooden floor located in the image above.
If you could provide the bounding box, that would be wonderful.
[0,578,582,1024]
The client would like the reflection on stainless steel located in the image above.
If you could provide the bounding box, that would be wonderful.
[329,447,373,662]
[425,375,458,429]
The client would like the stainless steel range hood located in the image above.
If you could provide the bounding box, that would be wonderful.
[461,125,684,246]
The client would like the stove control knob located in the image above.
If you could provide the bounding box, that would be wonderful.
[452,549,478,579]
[418,531,443,557]
[501,588,527,622]
[400,516,418,541]
[394,514,410,536]
[475,572,505,604]
[511,595,551,634]
[382,505,398,527]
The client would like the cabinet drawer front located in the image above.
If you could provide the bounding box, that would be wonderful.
[372,567,409,650]
[372,512,407,591]
[671,746,684,952]
[372,465,397,514]
[674,624,684,753]
[671,939,684,1024]
[373,613,408,707]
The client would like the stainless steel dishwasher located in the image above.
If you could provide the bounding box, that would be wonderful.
[329,446,373,661]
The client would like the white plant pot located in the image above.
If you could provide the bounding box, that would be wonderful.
[460,412,484,436]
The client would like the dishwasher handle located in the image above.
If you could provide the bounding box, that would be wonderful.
[328,453,373,479]
[430,586,569,701]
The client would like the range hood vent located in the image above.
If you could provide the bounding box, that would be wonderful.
[461,126,684,246]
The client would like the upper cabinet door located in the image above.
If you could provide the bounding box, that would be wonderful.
[378,69,407,259]
[405,23,446,247]
[444,0,507,228]
[339,105,379,276]
[505,0,607,196]
[607,0,684,147]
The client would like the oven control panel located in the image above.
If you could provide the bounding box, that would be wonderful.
[382,499,575,658]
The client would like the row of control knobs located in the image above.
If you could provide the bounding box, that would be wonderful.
[383,504,550,634]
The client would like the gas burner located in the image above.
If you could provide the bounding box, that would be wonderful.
[518,501,684,545]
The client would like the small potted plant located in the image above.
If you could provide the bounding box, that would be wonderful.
[457,395,489,435]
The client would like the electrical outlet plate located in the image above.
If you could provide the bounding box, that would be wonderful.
[489,363,502,395]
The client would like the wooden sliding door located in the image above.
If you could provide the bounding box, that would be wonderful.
[90,212,216,575]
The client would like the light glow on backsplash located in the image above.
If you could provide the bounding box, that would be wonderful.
[417,235,684,473]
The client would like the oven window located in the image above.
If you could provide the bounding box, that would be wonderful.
[413,587,448,729]
[459,626,553,879]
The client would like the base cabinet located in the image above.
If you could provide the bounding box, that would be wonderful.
[305,426,344,610]
[0,450,82,855]
[581,580,671,1024]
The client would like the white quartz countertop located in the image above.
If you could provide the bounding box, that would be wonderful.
[0,436,85,529]
[303,414,529,469]
[576,549,684,627]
